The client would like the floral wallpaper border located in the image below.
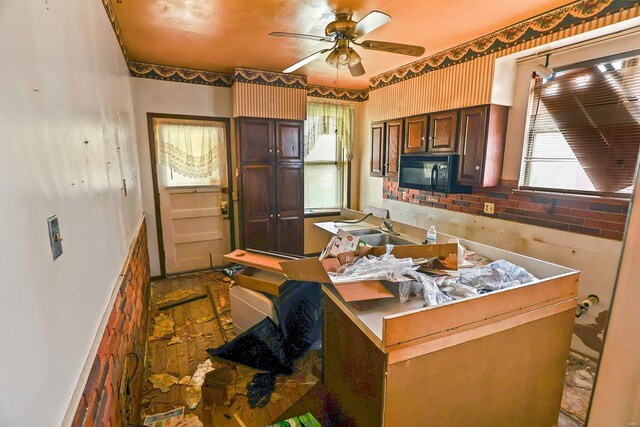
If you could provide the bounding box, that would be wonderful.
[369,0,640,90]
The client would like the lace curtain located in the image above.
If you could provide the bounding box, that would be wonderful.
[305,102,355,160]
[155,122,223,179]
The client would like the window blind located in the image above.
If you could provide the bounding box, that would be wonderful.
[521,55,640,195]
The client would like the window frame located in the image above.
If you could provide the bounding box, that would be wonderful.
[518,51,640,200]
[303,103,353,214]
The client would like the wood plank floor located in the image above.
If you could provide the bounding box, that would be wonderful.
[141,271,323,426]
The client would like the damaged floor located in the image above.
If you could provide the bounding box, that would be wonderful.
[141,271,322,426]
[559,351,598,426]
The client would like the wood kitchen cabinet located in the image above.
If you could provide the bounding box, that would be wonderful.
[404,115,428,153]
[238,117,304,254]
[239,118,274,163]
[370,122,385,177]
[385,119,403,178]
[458,105,508,187]
[275,120,304,162]
[322,239,579,426]
[275,163,304,254]
[240,164,276,251]
[429,110,458,153]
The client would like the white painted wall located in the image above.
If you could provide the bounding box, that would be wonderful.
[131,78,233,276]
[0,1,143,426]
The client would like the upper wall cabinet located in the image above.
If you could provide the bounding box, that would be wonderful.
[239,118,275,163]
[429,110,458,153]
[404,115,428,153]
[275,120,304,162]
[385,119,403,178]
[370,122,385,177]
[457,105,509,187]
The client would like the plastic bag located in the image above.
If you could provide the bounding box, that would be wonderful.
[487,259,538,284]
[328,245,415,283]
[329,245,452,306]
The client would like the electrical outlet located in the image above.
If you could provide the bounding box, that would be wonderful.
[402,190,408,200]
[484,202,495,214]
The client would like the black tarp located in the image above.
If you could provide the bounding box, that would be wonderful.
[207,281,322,408]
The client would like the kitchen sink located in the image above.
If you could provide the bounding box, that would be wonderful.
[349,229,382,236]
[357,233,415,246]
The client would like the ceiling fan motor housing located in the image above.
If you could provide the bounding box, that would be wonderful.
[325,13,357,38]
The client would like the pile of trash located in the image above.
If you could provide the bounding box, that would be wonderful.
[327,244,538,307]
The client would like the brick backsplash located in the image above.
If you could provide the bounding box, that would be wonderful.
[383,178,630,241]
[71,220,151,427]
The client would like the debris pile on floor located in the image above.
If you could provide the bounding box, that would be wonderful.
[141,271,323,426]
[561,351,597,423]
[143,406,204,427]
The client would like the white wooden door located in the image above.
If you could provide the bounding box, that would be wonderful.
[153,118,229,275]
[159,187,225,274]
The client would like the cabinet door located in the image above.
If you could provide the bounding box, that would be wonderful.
[458,106,487,185]
[429,110,458,153]
[404,115,427,153]
[240,164,276,251]
[276,163,304,255]
[385,119,403,177]
[239,118,274,163]
[370,122,385,177]
[275,120,303,162]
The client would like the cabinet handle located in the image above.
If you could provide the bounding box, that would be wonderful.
[276,149,280,153]
[269,149,273,153]
[277,213,281,218]
[270,214,274,218]
[475,165,480,171]
[421,137,425,141]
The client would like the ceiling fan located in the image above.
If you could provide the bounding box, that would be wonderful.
[269,10,425,77]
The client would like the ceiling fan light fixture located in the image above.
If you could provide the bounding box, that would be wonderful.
[325,49,339,67]
[348,48,362,66]
[337,45,351,65]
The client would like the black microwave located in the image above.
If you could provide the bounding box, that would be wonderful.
[398,154,471,194]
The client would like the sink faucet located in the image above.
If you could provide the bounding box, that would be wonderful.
[380,219,400,236]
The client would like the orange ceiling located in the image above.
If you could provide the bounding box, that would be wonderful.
[113,0,573,89]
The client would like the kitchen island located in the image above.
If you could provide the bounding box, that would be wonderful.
[314,209,579,426]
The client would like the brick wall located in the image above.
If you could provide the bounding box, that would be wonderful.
[71,220,151,427]
[383,178,630,241]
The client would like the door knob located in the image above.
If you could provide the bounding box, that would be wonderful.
[220,200,228,215]
[475,165,480,171]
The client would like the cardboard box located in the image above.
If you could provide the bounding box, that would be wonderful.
[234,266,288,296]
[280,243,458,302]
[223,242,458,303]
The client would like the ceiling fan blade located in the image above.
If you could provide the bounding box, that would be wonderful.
[269,32,333,43]
[349,62,365,77]
[283,49,331,73]
[353,11,391,38]
[360,40,425,57]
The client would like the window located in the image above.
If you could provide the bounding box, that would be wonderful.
[153,118,227,187]
[304,102,354,211]
[520,53,640,197]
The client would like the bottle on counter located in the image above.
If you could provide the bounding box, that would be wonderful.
[426,226,437,244]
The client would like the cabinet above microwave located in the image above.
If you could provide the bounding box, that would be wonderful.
[369,104,508,188]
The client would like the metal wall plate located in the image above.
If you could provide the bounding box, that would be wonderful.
[47,215,63,260]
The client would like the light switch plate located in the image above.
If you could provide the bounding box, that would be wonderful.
[484,202,495,214]
[47,215,63,260]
